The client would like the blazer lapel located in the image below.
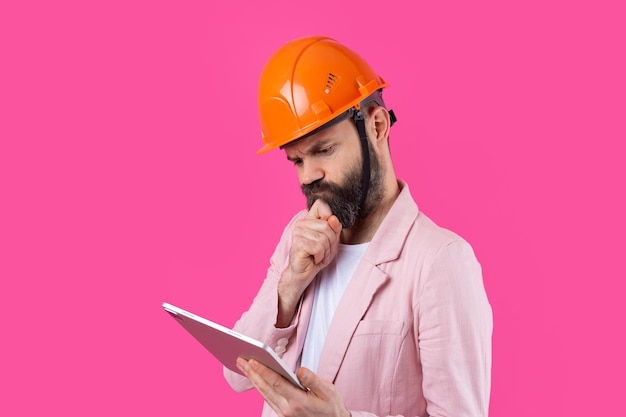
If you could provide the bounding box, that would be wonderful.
[315,260,389,382]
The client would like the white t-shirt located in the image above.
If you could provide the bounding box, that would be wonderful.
[300,242,369,372]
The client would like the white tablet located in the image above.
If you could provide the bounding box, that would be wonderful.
[162,302,304,390]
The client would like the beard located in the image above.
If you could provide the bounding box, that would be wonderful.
[301,146,383,229]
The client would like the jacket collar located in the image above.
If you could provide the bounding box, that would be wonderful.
[363,179,419,265]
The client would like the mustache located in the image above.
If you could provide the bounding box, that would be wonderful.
[301,179,341,196]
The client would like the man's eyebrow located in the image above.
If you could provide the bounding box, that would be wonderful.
[285,139,335,162]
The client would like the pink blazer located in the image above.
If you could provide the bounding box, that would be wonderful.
[225,181,493,417]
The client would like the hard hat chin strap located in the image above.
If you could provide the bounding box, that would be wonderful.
[350,91,397,216]
[352,108,371,211]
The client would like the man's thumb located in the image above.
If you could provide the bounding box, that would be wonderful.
[328,215,342,234]
[306,199,333,220]
[296,367,320,391]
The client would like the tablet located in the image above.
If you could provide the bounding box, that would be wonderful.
[162,302,305,390]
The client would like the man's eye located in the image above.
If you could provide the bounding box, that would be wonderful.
[319,146,332,155]
[293,158,303,167]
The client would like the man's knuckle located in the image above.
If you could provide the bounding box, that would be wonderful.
[286,399,303,415]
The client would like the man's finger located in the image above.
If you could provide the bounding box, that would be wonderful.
[237,358,284,411]
[305,198,333,220]
[237,358,301,410]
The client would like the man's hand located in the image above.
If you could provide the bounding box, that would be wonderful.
[236,358,351,417]
[276,199,342,327]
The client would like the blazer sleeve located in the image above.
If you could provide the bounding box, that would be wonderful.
[416,238,493,417]
[223,211,306,392]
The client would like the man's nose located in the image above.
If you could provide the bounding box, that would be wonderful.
[300,161,324,186]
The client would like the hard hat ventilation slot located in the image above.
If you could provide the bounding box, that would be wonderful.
[324,73,338,94]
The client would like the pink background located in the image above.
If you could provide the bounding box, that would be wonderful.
[1,1,624,415]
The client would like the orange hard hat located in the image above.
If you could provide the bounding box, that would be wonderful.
[257,36,389,154]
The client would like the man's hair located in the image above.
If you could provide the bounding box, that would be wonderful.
[361,100,379,117]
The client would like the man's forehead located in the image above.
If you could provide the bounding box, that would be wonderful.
[283,118,352,156]
[284,134,329,155]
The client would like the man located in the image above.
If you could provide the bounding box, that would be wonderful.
[224,36,492,417]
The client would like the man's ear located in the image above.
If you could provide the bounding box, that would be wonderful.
[368,106,391,148]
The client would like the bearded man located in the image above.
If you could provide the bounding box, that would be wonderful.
[224,36,493,417]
